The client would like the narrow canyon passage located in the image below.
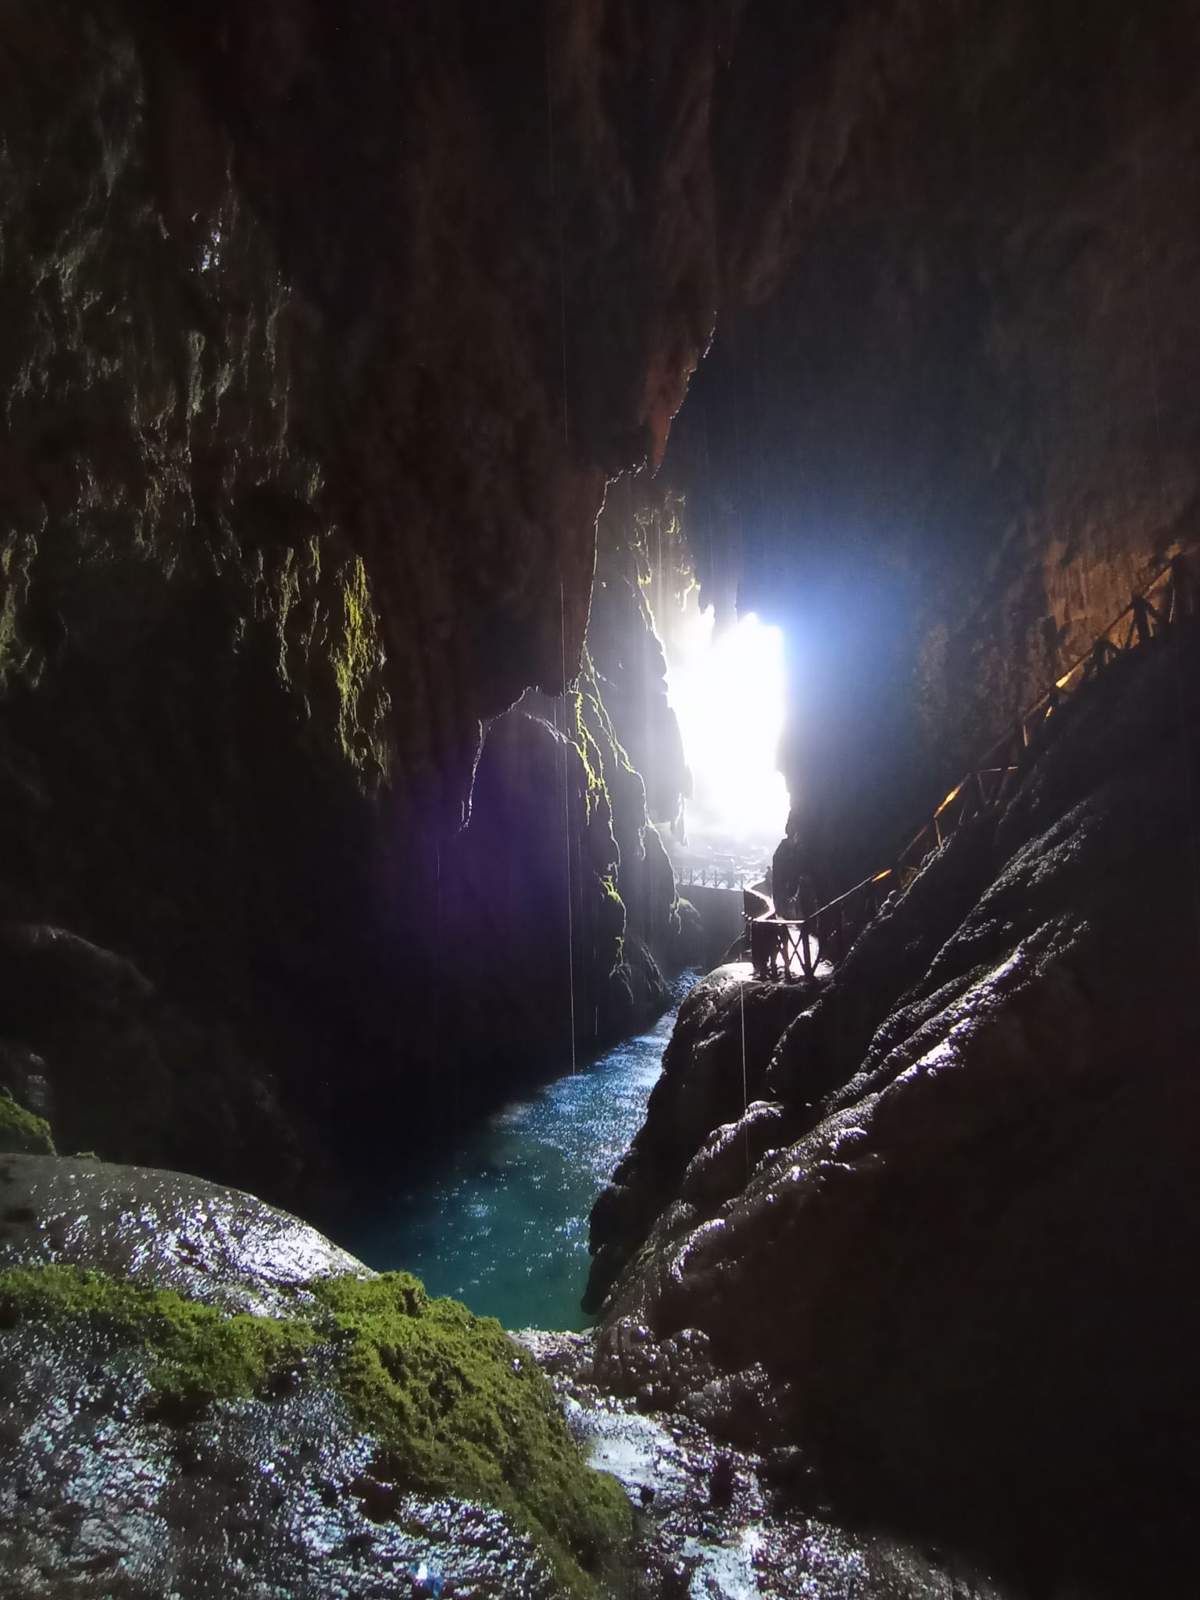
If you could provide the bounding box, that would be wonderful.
[345,971,699,1331]
[4,3,1200,1596]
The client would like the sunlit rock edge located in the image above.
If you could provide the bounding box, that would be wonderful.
[590,625,1200,1595]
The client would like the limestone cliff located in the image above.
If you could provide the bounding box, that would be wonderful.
[5,0,1200,1221]
[0,0,757,1195]
[588,617,1200,1594]
[668,0,1200,892]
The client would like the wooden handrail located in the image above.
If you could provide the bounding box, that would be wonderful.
[746,548,1196,982]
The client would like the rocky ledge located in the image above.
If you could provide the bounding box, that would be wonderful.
[0,1156,629,1600]
[0,1153,1018,1599]
[588,621,1200,1596]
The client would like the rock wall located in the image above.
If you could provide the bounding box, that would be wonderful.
[589,617,1200,1592]
[6,0,1200,1218]
[668,0,1200,893]
[0,7,396,1198]
[434,650,681,1090]
[0,0,781,1197]
[588,490,692,834]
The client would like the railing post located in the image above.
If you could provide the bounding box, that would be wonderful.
[1132,593,1151,648]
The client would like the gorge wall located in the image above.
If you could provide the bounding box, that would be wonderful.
[588,611,1200,1595]
[4,0,1200,1216]
[667,0,1200,897]
[0,0,744,1201]
[5,4,1200,1593]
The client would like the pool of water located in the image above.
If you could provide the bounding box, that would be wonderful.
[348,971,698,1331]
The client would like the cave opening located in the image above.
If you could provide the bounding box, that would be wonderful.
[6,3,1200,1594]
[661,601,790,873]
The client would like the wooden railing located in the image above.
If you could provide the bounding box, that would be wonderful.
[749,550,1197,982]
[678,863,749,891]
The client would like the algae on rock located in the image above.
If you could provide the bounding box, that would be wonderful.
[0,1262,630,1598]
[0,1089,54,1155]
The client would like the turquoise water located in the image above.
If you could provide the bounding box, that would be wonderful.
[350,972,697,1331]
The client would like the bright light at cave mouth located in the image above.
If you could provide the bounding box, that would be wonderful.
[666,608,790,850]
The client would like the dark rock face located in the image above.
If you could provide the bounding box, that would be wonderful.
[590,623,1200,1592]
[0,925,306,1192]
[669,0,1200,890]
[434,679,673,1088]
[0,4,404,1198]
[0,1,775,1193]
[585,966,813,1313]
[522,1329,1018,1600]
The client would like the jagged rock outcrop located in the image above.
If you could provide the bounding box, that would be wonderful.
[435,661,675,1086]
[588,494,691,835]
[0,0,777,1195]
[0,1155,631,1599]
[589,621,1200,1594]
[584,969,812,1314]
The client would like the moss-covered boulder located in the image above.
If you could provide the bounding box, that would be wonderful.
[0,1263,630,1597]
[309,1274,631,1592]
[0,1089,54,1155]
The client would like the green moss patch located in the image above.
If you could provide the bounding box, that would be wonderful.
[0,1265,314,1411]
[310,1274,631,1591]
[0,1265,630,1595]
[0,1089,55,1155]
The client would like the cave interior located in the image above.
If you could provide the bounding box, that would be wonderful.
[1,2,1200,1597]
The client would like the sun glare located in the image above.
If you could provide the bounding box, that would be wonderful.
[665,606,790,848]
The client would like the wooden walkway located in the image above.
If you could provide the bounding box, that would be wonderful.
[749,551,1198,982]
[677,861,749,891]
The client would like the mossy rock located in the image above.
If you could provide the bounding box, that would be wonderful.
[0,1265,631,1596]
[0,1089,54,1155]
[0,1264,314,1412]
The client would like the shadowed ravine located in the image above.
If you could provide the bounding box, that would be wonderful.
[345,973,700,1331]
[6,3,1200,1594]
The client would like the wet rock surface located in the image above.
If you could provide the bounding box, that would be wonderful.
[0,1318,559,1600]
[0,1153,1026,1600]
[0,1155,367,1315]
[518,1330,1017,1600]
[0,1159,616,1598]
[584,968,812,1313]
[590,628,1200,1593]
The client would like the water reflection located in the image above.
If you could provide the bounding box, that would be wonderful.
[350,972,697,1330]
